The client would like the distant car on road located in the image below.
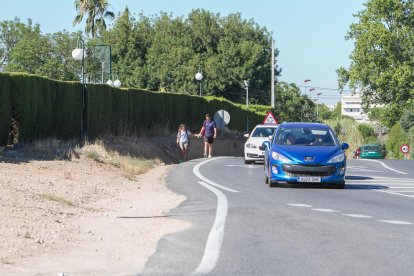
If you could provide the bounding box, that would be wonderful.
[260,122,349,189]
[244,123,278,164]
[359,144,383,159]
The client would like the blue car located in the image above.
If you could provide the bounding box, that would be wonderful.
[261,122,349,189]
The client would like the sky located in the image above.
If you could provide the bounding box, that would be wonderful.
[0,0,367,105]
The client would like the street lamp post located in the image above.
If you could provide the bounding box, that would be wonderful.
[316,92,322,121]
[244,80,250,107]
[309,88,315,99]
[72,39,88,140]
[244,80,250,134]
[195,66,203,96]
[304,79,311,96]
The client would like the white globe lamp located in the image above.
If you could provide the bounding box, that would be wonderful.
[113,79,121,88]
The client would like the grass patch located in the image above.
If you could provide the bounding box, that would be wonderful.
[40,194,76,207]
[118,155,161,177]
[70,139,162,177]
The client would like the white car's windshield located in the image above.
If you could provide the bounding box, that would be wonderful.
[251,127,276,138]
[275,127,336,146]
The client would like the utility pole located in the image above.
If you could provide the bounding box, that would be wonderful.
[271,38,275,109]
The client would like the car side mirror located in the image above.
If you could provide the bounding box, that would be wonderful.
[261,141,271,151]
[244,133,249,138]
[342,143,349,150]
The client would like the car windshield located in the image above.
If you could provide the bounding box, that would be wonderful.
[251,127,276,138]
[275,126,336,146]
[362,145,381,151]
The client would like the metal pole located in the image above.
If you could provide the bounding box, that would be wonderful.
[80,39,88,141]
[316,100,319,121]
[271,38,275,108]
[199,81,202,96]
[246,86,249,107]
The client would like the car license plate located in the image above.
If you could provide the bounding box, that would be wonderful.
[298,177,321,182]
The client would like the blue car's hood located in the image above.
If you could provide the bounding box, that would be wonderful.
[274,145,342,164]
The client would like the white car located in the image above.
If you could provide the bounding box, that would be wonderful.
[244,123,278,164]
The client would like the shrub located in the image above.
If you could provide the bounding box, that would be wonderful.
[386,123,409,159]
[357,123,376,144]
[400,109,414,131]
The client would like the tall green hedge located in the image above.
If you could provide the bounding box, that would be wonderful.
[0,73,265,145]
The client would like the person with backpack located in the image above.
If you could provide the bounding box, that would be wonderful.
[176,124,193,162]
[197,114,217,158]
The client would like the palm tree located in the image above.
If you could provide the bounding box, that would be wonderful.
[73,0,115,38]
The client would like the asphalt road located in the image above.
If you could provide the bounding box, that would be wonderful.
[142,157,414,276]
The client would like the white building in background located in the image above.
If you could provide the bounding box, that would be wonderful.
[341,92,370,123]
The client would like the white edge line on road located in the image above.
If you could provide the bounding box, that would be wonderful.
[358,159,408,175]
[350,184,414,199]
[342,214,372,218]
[193,157,239,193]
[287,203,312,207]
[192,181,228,275]
[377,220,413,225]
[311,208,340,213]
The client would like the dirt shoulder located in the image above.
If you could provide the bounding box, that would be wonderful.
[0,140,190,275]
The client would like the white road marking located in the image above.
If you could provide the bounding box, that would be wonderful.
[358,159,408,175]
[225,164,259,168]
[347,166,382,173]
[350,184,414,199]
[191,157,238,274]
[312,208,340,213]
[377,220,413,225]
[287,203,312,207]
[193,181,229,274]
[193,158,239,193]
[342,214,372,218]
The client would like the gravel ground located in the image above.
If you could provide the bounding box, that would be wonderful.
[0,140,190,275]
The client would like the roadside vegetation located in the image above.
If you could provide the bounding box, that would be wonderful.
[72,140,162,178]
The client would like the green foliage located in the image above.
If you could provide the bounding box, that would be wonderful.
[325,117,364,157]
[399,109,414,131]
[99,9,280,105]
[0,74,12,144]
[273,82,316,122]
[339,0,414,126]
[357,123,376,143]
[407,126,414,159]
[0,18,82,81]
[386,122,409,159]
[330,102,342,119]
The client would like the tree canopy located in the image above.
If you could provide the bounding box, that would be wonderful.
[337,0,414,127]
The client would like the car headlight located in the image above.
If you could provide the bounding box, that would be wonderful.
[328,153,345,163]
[246,143,257,149]
[271,151,291,162]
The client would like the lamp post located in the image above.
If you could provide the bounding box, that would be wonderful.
[244,79,250,134]
[244,79,250,107]
[72,39,88,140]
[304,79,311,96]
[316,92,322,121]
[195,66,203,96]
[309,88,315,99]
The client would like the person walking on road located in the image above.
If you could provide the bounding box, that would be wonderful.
[176,124,192,162]
[197,114,217,158]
